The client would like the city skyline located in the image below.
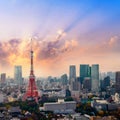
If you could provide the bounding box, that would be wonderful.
[0,0,120,77]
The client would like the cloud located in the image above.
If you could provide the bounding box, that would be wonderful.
[0,35,120,76]
[81,36,120,56]
[108,36,118,46]
[0,35,119,66]
[37,38,78,60]
[108,36,120,52]
[0,37,78,67]
[56,29,66,40]
[100,36,120,53]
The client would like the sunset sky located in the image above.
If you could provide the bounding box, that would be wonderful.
[0,0,120,77]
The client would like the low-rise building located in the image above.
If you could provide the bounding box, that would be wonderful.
[90,116,117,120]
[91,99,120,111]
[44,99,76,114]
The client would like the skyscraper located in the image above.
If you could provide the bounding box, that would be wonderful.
[100,76,110,91]
[80,64,90,77]
[115,71,120,93]
[1,73,6,84]
[80,64,90,84]
[107,72,115,81]
[69,65,76,84]
[91,64,99,92]
[61,74,68,85]
[69,65,79,91]
[14,66,22,85]
[83,77,91,91]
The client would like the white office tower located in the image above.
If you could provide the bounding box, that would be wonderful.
[91,64,99,92]
[14,66,23,85]
[69,65,76,85]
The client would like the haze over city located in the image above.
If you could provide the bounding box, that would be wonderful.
[0,0,120,77]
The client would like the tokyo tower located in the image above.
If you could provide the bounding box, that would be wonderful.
[23,39,39,102]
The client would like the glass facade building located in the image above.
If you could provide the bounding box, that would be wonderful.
[14,66,22,85]
[91,64,99,92]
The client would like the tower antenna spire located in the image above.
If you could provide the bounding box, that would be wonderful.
[31,38,32,51]
[30,38,34,75]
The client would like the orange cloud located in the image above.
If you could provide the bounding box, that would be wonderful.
[0,35,120,77]
[0,37,79,76]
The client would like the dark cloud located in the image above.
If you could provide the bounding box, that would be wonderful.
[0,35,120,67]
[0,38,78,66]
[0,39,20,65]
[9,39,20,46]
[37,38,78,60]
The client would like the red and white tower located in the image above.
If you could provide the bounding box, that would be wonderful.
[23,39,39,102]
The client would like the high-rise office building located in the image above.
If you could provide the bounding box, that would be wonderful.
[80,64,90,84]
[69,65,76,84]
[80,64,90,77]
[100,76,110,91]
[69,65,79,91]
[115,71,120,93]
[83,77,91,91]
[14,66,22,85]
[1,73,6,84]
[72,81,81,91]
[91,64,99,92]
[107,72,115,81]
[61,74,68,85]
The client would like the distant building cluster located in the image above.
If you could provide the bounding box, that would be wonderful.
[0,63,120,98]
[0,63,120,119]
[69,64,99,93]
